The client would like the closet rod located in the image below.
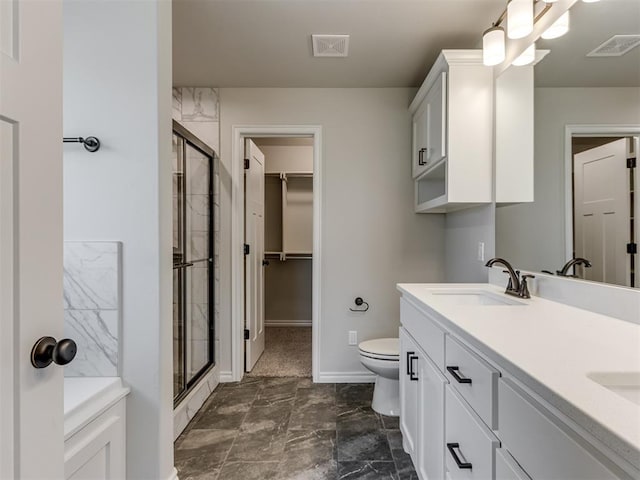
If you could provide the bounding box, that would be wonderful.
[265,172,313,178]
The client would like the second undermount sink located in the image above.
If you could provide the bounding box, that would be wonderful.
[587,372,640,407]
[429,289,525,306]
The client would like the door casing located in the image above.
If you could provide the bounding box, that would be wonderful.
[230,125,322,382]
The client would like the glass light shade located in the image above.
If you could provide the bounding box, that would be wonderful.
[512,43,536,66]
[507,0,534,39]
[582,0,600,3]
[483,26,506,66]
[541,11,569,39]
[543,0,558,2]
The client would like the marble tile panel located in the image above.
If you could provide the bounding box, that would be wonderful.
[284,429,336,458]
[187,153,210,195]
[336,384,374,407]
[381,415,400,430]
[189,304,209,341]
[294,384,336,407]
[254,380,298,407]
[288,404,336,431]
[226,427,289,461]
[172,87,182,121]
[338,461,398,480]
[277,457,338,480]
[189,232,209,264]
[188,266,209,304]
[392,449,418,480]
[386,431,404,451]
[240,404,292,433]
[63,242,120,310]
[175,429,237,475]
[337,430,393,462]
[217,461,279,480]
[181,88,219,122]
[187,194,210,231]
[337,405,382,432]
[63,310,118,376]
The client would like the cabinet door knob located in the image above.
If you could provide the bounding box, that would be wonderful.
[446,443,472,470]
[446,366,472,384]
[31,336,77,369]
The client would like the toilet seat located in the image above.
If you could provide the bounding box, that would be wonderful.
[359,338,399,361]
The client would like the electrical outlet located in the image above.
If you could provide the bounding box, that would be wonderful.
[477,242,485,262]
[348,331,357,346]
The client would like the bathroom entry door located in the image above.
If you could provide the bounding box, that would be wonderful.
[244,139,266,371]
[0,1,65,479]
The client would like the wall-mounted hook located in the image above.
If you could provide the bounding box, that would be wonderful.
[349,297,369,312]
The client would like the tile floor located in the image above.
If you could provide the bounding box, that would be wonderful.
[174,377,418,479]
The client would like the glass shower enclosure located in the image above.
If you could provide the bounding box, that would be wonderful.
[172,120,215,405]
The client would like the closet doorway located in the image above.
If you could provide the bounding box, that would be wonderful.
[244,137,315,377]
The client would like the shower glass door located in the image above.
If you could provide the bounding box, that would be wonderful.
[173,121,215,404]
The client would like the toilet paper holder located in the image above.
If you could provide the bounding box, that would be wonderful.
[349,297,370,312]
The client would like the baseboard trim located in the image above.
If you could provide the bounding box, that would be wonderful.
[167,467,179,480]
[317,371,376,383]
[265,320,312,327]
[220,371,234,382]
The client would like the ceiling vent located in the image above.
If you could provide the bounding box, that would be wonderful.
[312,34,350,57]
[587,35,640,57]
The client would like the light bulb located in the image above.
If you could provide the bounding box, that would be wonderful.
[541,11,569,39]
[507,0,534,39]
[483,26,506,66]
[512,44,536,66]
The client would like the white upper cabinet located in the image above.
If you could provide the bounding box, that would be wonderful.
[410,50,493,213]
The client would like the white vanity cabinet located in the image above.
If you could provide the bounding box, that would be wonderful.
[410,50,493,213]
[398,293,633,480]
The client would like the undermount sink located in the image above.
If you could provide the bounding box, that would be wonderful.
[587,372,640,406]
[428,289,525,306]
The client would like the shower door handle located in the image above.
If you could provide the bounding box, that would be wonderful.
[173,262,194,269]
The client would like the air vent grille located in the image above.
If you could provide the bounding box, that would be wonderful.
[587,35,640,57]
[312,34,350,57]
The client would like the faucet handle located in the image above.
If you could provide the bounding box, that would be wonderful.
[519,274,535,298]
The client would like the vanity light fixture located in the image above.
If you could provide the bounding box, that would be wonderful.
[541,10,569,39]
[507,0,534,39]
[483,26,507,66]
[512,43,536,65]
[581,0,600,3]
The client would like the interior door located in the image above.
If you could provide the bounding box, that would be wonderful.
[244,139,265,371]
[1,1,65,478]
[574,138,630,286]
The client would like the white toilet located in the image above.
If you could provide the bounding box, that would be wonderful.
[358,337,400,416]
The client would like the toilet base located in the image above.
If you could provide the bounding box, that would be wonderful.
[371,376,400,417]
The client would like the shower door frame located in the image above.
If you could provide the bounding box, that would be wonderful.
[173,120,215,406]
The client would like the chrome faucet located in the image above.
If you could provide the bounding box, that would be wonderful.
[485,258,534,299]
[557,257,592,277]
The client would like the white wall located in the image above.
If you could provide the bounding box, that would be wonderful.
[445,204,495,282]
[496,87,640,273]
[63,2,174,478]
[218,88,445,378]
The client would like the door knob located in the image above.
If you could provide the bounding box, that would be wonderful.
[31,336,77,369]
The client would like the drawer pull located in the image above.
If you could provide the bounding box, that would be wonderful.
[409,355,419,381]
[447,366,472,384]
[447,443,472,470]
[406,351,415,376]
[418,148,427,166]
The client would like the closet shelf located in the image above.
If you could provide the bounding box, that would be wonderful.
[265,251,312,261]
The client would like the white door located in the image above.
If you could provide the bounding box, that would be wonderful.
[574,139,631,286]
[1,1,65,478]
[244,139,265,371]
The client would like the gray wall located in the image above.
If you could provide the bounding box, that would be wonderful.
[63,2,174,478]
[218,88,446,377]
[445,204,496,282]
[496,87,640,273]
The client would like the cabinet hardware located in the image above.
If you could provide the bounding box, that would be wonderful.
[244,329,250,340]
[447,366,472,384]
[172,262,194,269]
[410,355,419,381]
[406,351,415,376]
[446,443,472,470]
[418,148,427,166]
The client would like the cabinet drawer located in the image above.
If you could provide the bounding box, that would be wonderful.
[445,336,499,429]
[498,378,620,480]
[400,298,445,370]
[496,449,531,480]
[445,386,499,480]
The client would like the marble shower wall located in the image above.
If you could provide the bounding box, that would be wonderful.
[172,87,221,378]
[63,242,121,377]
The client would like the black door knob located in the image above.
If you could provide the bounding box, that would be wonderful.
[31,336,77,369]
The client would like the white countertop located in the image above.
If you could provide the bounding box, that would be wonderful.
[397,283,640,468]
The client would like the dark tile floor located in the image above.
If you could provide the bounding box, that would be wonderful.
[175,377,418,480]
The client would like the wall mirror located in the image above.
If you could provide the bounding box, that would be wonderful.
[495,0,640,288]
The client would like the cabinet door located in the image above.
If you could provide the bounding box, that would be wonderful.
[412,104,429,179]
[399,328,420,460]
[426,72,447,166]
[417,350,447,480]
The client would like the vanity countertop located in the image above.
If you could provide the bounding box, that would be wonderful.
[397,282,640,469]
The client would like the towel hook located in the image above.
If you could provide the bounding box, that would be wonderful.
[349,297,369,312]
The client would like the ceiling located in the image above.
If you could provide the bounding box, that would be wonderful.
[173,0,640,89]
[535,0,640,87]
[172,0,506,87]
